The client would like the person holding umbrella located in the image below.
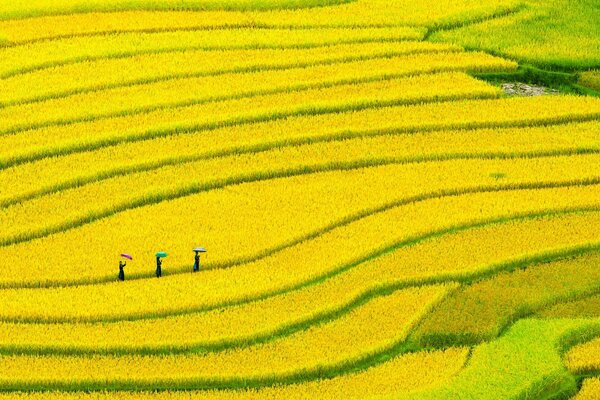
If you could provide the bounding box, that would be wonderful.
[119,253,132,281]
[156,251,167,278]
[193,247,207,272]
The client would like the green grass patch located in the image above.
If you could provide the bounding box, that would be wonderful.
[475,64,600,97]
[413,251,600,347]
[406,318,600,400]
[430,0,600,71]
[538,293,600,319]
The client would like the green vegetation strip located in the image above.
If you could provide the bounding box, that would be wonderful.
[404,318,600,400]
[414,252,600,347]
[428,0,600,71]
[424,3,526,39]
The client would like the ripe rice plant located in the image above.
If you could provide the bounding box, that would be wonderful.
[0,285,452,390]
[0,0,599,397]
[565,337,600,374]
[0,27,426,79]
[573,378,600,400]
[0,348,469,399]
[580,71,600,91]
[0,154,599,287]
[538,293,600,319]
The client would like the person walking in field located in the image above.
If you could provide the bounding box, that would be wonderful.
[118,260,126,281]
[119,253,132,281]
[156,256,162,278]
[193,247,207,272]
[155,251,167,278]
[193,252,200,272]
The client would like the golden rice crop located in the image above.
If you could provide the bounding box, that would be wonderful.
[2,118,599,217]
[1,153,600,287]
[537,293,600,319]
[414,251,600,344]
[572,378,600,400]
[0,285,451,390]
[564,336,600,374]
[0,348,468,399]
[0,41,407,104]
[0,66,492,159]
[0,183,599,322]
[0,49,469,132]
[0,26,425,78]
[0,275,456,353]
[0,0,352,20]
[0,47,513,106]
[0,69,495,136]
[3,117,599,251]
[580,70,600,91]
[0,0,599,397]
[2,197,599,351]
[0,0,520,40]
[1,94,597,205]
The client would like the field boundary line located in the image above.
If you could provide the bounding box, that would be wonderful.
[0,47,473,108]
[3,24,424,48]
[0,150,597,250]
[2,205,600,324]
[0,36,429,80]
[0,250,599,391]
[6,241,600,356]
[0,90,502,169]
[0,60,477,136]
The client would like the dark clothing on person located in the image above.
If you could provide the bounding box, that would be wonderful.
[193,253,200,272]
[156,257,162,278]
[118,261,126,281]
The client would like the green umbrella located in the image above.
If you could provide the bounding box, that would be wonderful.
[156,251,168,258]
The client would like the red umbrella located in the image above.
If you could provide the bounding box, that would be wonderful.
[121,253,133,260]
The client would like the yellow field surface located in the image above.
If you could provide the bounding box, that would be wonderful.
[580,71,600,91]
[0,185,600,322]
[0,0,520,35]
[0,27,426,79]
[1,191,599,350]
[0,69,495,134]
[1,119,599,258]
[0,285,451,390]
[414,252,600,343]
[0,95,597,208]
[0,348,469,399]
[0,0,599,398]
[565,337,600,374]
[538,294,600,319]
[0,153,599,288]
[0,41,424,104]
[573,378,600,400]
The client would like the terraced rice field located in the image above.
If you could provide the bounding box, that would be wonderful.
[1,0,600,398]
